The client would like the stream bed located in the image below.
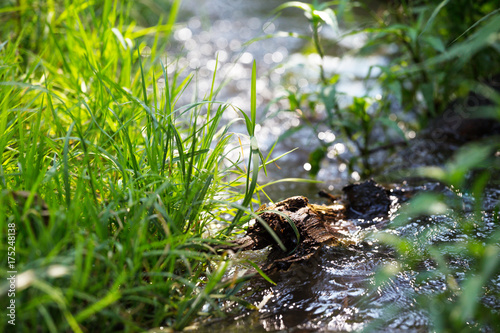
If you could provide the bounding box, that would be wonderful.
[161,1,500,331]
[193,183,500,332]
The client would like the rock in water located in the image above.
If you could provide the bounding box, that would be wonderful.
[343,179,391,221]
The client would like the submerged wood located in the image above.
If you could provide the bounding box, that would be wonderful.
[219,180,392,272]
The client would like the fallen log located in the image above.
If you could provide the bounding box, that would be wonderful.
[218,180,393,272]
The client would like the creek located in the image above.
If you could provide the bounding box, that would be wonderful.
[162,1,500,331]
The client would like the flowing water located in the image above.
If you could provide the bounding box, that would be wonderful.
[164,0,389,198]
[190,190,499,332]
[159,1,500,331]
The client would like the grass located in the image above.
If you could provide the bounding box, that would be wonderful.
[0,0,272,331]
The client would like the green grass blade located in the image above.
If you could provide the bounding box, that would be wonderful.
[245,260,276,285]
[251,60,256,135]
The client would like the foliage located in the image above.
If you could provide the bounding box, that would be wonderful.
[361,0,500,125]
[274,1,406,178]
[274,0,500,178]
[0,0,270,331]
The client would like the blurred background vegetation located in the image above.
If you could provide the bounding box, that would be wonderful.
[275,0,500,178]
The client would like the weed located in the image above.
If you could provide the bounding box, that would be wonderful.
[273,0,500,178]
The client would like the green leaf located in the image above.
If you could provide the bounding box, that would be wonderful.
[443,143,494,187]
[274,1,312,15]
[424,13,500,67]
[111,28,128,50]
[314,8,338,32]
[421,82,435,116]
[392,193,449,227]
[308,146,326,177]
[245,260,276,285]
[424,36,446,53]
[456,242,500,321]
[251,60,257,136]
[276,125,305,143]
[419,0,450,36]
[450,8,500,45]
[377,117,407,141]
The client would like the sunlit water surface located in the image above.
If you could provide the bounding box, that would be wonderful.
[161,0,389,198]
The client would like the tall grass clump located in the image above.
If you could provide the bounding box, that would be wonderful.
[0,0,266,331]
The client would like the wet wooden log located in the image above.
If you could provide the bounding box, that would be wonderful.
[218,180,393,272]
